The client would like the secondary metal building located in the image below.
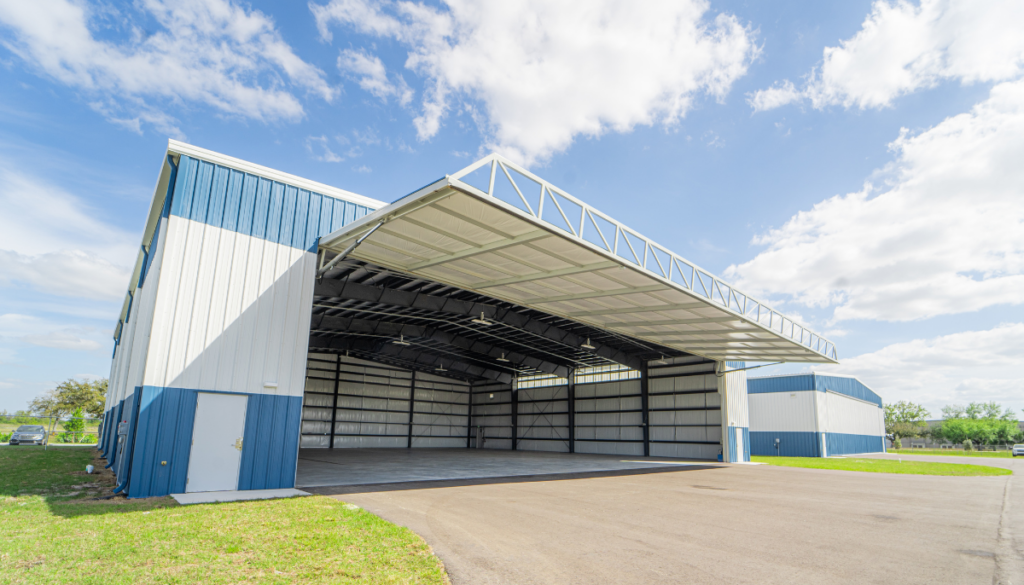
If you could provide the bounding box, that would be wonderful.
[99,140,838,498]
[748,373,885,457]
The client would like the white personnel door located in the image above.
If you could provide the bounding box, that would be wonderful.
[735,427,744,462]
[186,392,248,493]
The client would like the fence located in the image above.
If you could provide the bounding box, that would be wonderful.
[0,415,103,445]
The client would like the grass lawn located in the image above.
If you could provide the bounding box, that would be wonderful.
[888,449,1014,458]
[751,455,1011,476]
[0,446,448,584]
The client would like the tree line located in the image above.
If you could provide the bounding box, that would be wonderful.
[1,378,108,444]
[884,400,1023,449]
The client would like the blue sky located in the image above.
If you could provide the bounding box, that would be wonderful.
[0,0,1021,418]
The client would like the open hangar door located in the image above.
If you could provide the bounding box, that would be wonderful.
[293,154,837,487]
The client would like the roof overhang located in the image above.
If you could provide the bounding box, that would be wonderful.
[319,155,838,365]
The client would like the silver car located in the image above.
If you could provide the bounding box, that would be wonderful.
[9,425,47,446]
[1013,444,1024,457]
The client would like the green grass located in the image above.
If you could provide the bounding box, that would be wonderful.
[751,455,1011,476]
[889,448,1015,458]
[0,447,449,584]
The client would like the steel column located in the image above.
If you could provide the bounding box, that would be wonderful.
[511,380,518,451]
[466,384,473,448]
[407,370,416,448]
[567,368,576,454]
[329,355,340,449]
[641,362,650,457]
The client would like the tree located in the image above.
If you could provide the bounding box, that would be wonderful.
[28,378,108,449]
[933,402,1023,447]
[884,401,930,449]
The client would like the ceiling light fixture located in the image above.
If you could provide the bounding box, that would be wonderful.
[471,312,493,326]
[581,338,596,350]
[392,335,411,346]
[436,361,447,372]
[496,352,509,362]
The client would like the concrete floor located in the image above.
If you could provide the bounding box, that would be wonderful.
[295,448,715,488]
[313,452,1023,585]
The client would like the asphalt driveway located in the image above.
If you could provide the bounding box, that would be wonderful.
[321,453,1022,584]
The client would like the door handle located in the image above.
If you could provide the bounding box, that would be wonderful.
[234,437,243,451]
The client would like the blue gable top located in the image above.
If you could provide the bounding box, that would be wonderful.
[168,155,373,251]
[748,373,882,407]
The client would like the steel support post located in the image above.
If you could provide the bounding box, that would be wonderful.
[406,370,416,448]
[567,368,576,454]
[640,362,650,457]
[511,379,519,451]
[466,384,473,448]
[329,355,340,449]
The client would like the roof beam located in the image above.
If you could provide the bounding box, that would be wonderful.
[308,334,514,384]
[310,314,571,377]
[314,279,643,370]
[600,316,748,328]
[529,284,668,305]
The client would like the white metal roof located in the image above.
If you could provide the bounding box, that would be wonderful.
[320,154,838,364]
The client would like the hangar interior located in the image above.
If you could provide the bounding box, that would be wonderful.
[100,142,838,497]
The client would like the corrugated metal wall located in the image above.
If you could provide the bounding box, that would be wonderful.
[517,382,571,453]
[747,375,886,457]
[300,354,470,449]
[574,378,643,456]
[104,152,375,497]
[471,381,514,450]
[648,357,723,460]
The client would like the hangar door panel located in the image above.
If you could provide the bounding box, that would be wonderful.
[187,392,248,493]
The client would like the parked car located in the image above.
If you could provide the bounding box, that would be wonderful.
[1013,444,1024,457]
[9,425,47,446]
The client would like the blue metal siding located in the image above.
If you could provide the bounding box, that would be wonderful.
[813,375,882,407]
[238,394,303,491]
[749,374,882,407]
[727,426,750,462]
[825,432,886,455]
[122,388,302,498]
[167,155,372,250]
[750,431,822,457]
[748,374,815,394]
[750,432,884,456]
[127,387,197,498]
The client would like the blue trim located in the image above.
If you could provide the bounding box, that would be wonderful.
[127,387,198,498]
[748,374,882,407]
[750,431,884,457]
[727,426,750,462]
[825,432,886,456]
[121,387,302,498]
[113,388,142,493]
[167,156,374,250]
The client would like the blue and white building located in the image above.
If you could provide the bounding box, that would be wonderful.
[748,373,886,457]
[100,140,840,498]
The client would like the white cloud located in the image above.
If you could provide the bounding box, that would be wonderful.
[0,0,334,131]
[750,0,1024,111]
[305,135,344,163]
[726,79,1024,322]
[817,323,1024,417]
[338,48,413,106]
[312,0,758,165]
[0,165,135,301]
[0,314,106,353]
[748,80,801,112]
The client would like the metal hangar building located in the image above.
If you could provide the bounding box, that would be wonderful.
[100,140,839,498]
[747,373,886,458]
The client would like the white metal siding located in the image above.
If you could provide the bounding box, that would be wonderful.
[748,392,818,433]
[820,392,885,436]
[142,216,314,398]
